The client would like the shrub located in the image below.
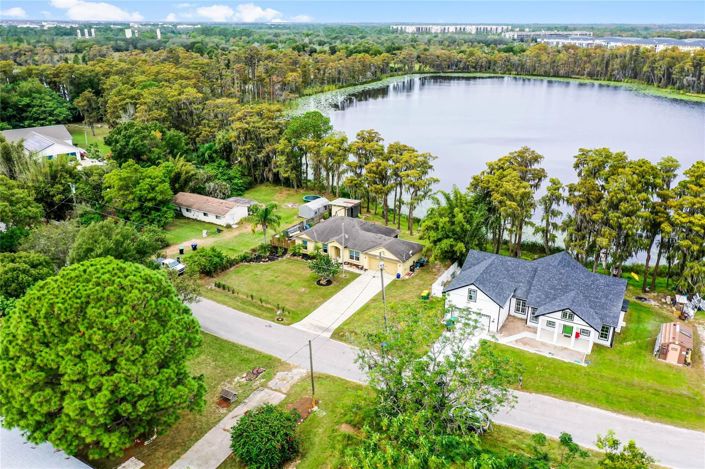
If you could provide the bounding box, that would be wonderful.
[230,404,300,469]
[184,247,233,276]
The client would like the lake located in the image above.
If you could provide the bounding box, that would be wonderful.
[300,75,705,193]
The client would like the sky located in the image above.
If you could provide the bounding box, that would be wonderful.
[1,1,703,24]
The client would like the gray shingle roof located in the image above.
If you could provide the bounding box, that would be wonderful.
[444,250,627,330]
[297,217,423,262]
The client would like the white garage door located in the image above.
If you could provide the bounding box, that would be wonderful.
[469,312,492,333]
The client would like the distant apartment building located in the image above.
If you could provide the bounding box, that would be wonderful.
[502,30,594,40]
[537,36,705,51]
[392,24,510,34]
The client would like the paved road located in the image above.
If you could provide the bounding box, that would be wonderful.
[190,298,705,469]
[292,270,393,336]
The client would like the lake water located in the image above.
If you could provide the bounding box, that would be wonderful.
[305,75,705,193]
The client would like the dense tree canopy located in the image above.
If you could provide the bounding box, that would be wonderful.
[0,251,54,298]
[68,219,162,265]
[0,257,205,459]
[105,121,189,167]
[0,78,74,129]
[103,161,174,227]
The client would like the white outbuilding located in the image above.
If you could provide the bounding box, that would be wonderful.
[298,197,330,220]
[173,192,249,227]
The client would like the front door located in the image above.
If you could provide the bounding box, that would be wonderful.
[562,324,573,337]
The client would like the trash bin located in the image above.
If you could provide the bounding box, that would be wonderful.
[179,246,185,255]
[396,272,401,279]
[202,229,208,238]
[191,242,198,251]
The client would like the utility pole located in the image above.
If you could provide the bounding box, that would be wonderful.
[84,129,88,147]
[379,252,388,331]
[308,340,316,410]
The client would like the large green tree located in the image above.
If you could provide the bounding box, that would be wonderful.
[0,175,44,251]
[534,177,564,254]
[20,220,81,269]
[105,121,189,167]
[421,188,489,264]
[74,90,101,136]
[349,305,521,467]
[68,219,162,265]
[0,257,205,459]
[0,78,74,128]
[103,161,174,227]
[24,155,80,221]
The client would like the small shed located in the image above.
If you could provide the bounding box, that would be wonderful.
[653,323,693,366]
[331,198,361,218]
[298,197,330,220]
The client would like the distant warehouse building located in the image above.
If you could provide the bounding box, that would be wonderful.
[173,192,249,227]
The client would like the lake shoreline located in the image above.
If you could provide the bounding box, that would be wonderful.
[295,72,705,113]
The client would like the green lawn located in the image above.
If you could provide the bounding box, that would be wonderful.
[66,123,111,154]
[165,218,228,246]
[97,333,282,469]
[332,262,447,347]
[485,300,705,430]
[202,258,359,324]
[219,373,602,469]
[242,183,313,227]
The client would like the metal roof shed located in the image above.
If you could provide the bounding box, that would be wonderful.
[298,197,330,219]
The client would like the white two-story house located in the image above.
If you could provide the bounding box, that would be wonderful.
[443,250,628,354]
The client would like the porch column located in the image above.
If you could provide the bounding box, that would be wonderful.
[570,329,576,349]
[535,319,541,339]
[553,321,559,343]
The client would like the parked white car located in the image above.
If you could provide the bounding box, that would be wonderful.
[156,257,186,275]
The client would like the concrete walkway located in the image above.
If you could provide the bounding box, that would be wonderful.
[291,270,394,336]
[190,298,705,469]
[170,368,307,469]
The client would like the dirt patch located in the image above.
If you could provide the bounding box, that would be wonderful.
[287,396,317,422]
[316,278,333,287]
[338,423,361,436]
[216,398,232,408]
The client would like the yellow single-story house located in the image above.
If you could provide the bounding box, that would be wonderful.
[294,216,424,276]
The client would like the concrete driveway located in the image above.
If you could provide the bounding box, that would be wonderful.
[189,298,705,469]
[292,270,394,336]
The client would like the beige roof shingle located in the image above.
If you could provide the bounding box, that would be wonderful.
[173,192,240,216]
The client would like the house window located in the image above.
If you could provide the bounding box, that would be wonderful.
[546,320,556,328]
[514,299,527,316]
[302,240,308,250]
[599,325,611,341]
[349,250,360,261]
[203,212,209,217]
[467,289,477,302]
[579,328,591,337]
[215,215,222,220]
[529,307,538,324]
[322,243,328,253]
[185,208,191,213]
[561,310,574,321]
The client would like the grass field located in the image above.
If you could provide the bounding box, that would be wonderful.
[332,262,446,347]
[485,300,705,430]
[202,258,359,323]
[97,333,282,469]
[67,123,111,154]
[165,218,227,246]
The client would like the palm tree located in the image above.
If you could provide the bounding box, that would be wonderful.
[248,202,281,244]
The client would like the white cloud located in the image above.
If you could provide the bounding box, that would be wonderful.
[0,7,27,18]
[181,3,312,24]
[41,10,54,18]
[196,4,234,22]
[49,0,143,21]
[291,14,313,23]
[233,3,282,23]
[164,12,178,22]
